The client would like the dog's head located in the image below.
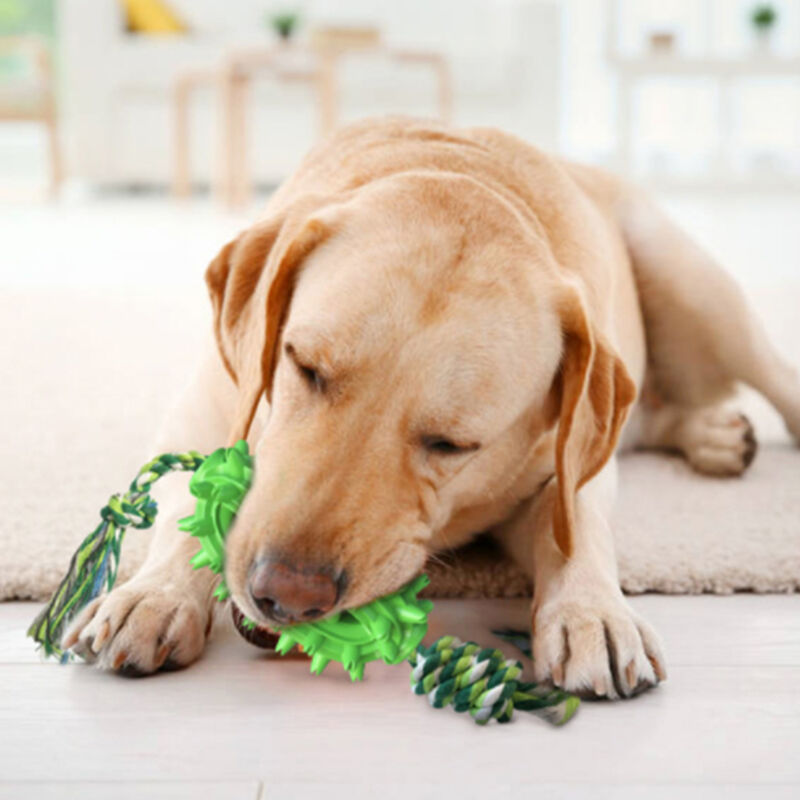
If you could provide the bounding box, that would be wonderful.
[206,172,634,626]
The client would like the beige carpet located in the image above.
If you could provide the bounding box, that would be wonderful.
[2,288,798,601]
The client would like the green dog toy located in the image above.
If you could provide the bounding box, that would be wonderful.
[28,441,578,726]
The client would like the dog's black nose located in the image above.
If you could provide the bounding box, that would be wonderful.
[248,559,345,624]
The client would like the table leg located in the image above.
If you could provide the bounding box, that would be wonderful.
[436,57,453,123]
[216,67,237,207]
[172,77,191,198]
[616,73,633,174]
[715,74,733,183]
[45,107,61,198]
[316,49,339,138]
[229,73,250,209]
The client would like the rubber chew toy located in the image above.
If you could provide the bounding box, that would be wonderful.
[176,441,433,681]
[28,441,578,726]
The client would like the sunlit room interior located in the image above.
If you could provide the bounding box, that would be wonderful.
[3,1,800,286]
[1,1,799,797]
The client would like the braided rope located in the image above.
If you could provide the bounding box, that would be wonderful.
[27,451,205,660]
[410,635,579,725]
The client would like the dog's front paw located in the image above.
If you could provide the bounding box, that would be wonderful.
[532,591,667,700]
[62,574,213,676]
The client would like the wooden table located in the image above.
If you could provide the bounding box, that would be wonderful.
[172,42,452,208]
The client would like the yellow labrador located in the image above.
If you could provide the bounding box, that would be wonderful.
[65,118,800,698]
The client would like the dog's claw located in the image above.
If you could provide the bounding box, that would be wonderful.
[112,650,127,670]
[154,643,170,670]
[649,654,667,682]
[92,620,111,653]
[625,659,637,691]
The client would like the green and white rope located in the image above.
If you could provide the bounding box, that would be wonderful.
[410,635,579,725]
[27,450,205,661]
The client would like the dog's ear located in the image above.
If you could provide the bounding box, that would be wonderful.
[205,204,332,445]
[205,216,283,388]
[550,283,637,558]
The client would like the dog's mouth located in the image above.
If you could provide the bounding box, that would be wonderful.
[230,602,282,649]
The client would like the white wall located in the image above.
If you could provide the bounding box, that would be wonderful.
[561,0,800,176]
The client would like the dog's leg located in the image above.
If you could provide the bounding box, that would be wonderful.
[63,345,242,675]
[494,458,666,699]
[620,193,800,471]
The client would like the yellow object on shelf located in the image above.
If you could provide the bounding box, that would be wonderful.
[120,0,186,35]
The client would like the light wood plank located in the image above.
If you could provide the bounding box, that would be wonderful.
[0,782,260,800]
[7,594,800,666]
[1,602,50,664]
[426,595,800,667]
[3,597,799,787]
[267,784,800,800]
[4,780,798,800]
[628,594,800,666]
[1,658,798,783]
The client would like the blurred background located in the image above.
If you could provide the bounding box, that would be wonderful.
[3,0,800,194]
[0,0,798,322]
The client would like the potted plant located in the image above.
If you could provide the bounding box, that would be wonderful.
[750,4,777,52]
[269,10,299,42]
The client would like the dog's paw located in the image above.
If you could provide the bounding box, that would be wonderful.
[62,575,213,676]
[681,408,757,476]
[532,592,666,700]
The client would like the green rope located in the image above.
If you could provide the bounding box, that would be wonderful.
[27,450,205,660]
[410,635,579,725]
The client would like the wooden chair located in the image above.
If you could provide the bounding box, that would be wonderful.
[0,36,61,195]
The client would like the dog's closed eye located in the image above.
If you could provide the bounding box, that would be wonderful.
[285,342,326,392]
[421,435,480,456]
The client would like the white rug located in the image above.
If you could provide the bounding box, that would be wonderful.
[1,287,798,601]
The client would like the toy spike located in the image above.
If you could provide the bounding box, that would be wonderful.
[310,652,330,675]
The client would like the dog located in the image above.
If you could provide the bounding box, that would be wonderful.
[64,118,800,698]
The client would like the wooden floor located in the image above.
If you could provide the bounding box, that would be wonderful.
[1,594,799,799]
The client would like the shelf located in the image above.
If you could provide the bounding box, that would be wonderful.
[608,55,800,77]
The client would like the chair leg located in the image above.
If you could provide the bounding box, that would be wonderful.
[45,112,61,198]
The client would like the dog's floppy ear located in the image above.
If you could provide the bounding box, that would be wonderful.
[205,216,283,388]
[550,283,637,558]
[205,202,332,445]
